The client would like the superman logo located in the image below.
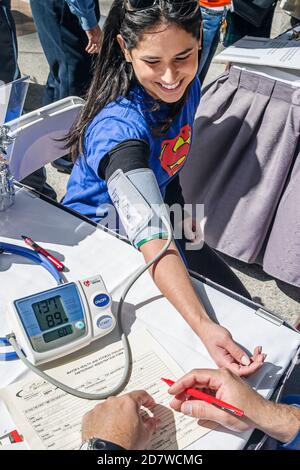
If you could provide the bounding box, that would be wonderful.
[159,124,192,177]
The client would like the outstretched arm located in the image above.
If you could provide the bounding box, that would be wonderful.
[168,368,300,444]
[104,144,265,376]
[141,239,265,376]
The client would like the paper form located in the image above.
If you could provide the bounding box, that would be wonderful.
[214,31,300,70]
[0,329,215,450]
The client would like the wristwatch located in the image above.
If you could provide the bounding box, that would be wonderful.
[80,437,126,450]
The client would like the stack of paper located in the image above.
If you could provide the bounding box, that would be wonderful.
[214,27,300,72]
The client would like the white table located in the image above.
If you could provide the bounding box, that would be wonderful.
[1,186,300,450]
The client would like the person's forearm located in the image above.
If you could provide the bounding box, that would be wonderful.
[140,239,211,332]
[65,0,98,30]
[250,398,300,443]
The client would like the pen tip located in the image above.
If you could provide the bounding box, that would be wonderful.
[161,378,172,385]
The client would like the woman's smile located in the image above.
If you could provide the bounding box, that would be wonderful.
[156,79,183,94]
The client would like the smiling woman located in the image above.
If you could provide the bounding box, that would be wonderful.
[62,0,265,378]
[116,23,199,103]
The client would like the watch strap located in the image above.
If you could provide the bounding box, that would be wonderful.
[80,437,126,451]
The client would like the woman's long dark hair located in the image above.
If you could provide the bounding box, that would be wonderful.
[67,0,202,160]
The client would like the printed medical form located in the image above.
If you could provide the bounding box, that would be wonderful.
[0,329,215,450]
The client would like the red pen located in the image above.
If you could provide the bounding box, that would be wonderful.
[161,378,244,417]
[21,235,65,272]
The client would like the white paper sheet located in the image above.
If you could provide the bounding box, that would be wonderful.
[214,30,300,71]
[0,330,215,450]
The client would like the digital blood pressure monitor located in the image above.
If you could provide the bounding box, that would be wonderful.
[8,275,115,365]
[2,213,172,399]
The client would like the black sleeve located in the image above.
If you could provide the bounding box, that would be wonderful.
[98,139,150,181]
[98,139,185,208]
[164,174,185,209]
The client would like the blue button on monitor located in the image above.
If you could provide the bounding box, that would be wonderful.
[93,293,110,308]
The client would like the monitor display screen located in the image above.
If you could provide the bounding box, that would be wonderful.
[32,295,68,332]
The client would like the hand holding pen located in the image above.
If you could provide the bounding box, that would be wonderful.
[164,365,271,436]
[162,367,260,428]
[162,377,244,417]
[21,235,65,272]
[164,368,248,427]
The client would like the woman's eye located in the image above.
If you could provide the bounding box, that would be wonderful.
[143,54,191,65]
[176,55,190,61]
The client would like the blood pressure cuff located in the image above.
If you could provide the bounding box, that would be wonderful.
[107,168,171,249]
[99,139,185,210]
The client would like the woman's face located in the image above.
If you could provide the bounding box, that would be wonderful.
[118,23,199,103]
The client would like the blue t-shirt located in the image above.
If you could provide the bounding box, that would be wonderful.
[63,78,201,222]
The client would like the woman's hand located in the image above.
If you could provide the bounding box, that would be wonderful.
[197,319,266,377]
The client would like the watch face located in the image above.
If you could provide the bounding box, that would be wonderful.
[80,438,105,450]
[80,438,122,450]
[92,439,107,450]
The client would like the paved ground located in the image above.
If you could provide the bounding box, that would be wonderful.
[12,0,300,325]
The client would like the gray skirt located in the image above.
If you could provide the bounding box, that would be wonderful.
[180,66,300,287]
